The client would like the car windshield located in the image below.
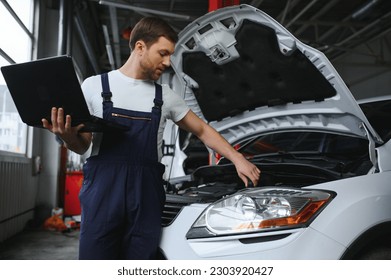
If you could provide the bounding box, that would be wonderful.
[359,97,391,142]
[239,131,368,159]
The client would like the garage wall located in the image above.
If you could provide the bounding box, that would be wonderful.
[0,1,101,243]
[34,2,98,223]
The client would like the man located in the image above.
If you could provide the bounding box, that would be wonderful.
[42,17,260,260]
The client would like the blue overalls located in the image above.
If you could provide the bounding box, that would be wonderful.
[78,73,166,259]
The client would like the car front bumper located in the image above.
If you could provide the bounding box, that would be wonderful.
[159,203,346,260]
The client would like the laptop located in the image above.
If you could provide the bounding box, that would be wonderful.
[0,55,128,132]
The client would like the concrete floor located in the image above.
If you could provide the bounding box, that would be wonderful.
[0,227,79,260]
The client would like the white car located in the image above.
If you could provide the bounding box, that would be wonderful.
[158,4,391,260]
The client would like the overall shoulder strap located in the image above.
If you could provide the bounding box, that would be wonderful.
[100,72,112,102]
[153,83,163,110]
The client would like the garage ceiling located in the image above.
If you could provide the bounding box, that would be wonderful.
[82,0,391,72]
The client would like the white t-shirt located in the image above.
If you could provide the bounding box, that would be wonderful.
[81,69,189,160]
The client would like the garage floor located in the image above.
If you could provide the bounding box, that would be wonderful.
[0,227,80,260]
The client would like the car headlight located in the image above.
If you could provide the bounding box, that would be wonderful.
[186,187,334,239]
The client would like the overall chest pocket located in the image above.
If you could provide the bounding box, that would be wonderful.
[111,112,151,121]
[108,108,154,137]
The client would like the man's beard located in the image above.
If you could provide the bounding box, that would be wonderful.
[140,59,161,81]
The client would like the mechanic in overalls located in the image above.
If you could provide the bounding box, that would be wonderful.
[42,17,261,259]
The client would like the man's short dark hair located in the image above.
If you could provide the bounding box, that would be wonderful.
[129,17,178,51]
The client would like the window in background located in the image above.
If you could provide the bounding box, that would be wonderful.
[0,0,34,154]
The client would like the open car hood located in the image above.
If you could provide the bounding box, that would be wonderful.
[163,4,382,145]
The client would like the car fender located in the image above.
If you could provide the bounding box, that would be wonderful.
[308,171,391,250]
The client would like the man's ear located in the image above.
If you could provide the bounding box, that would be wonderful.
[135,40,146,53]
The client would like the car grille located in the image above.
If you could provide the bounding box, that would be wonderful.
[161,194,203,227]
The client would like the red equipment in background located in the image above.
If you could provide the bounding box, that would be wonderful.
[208,0,240,12]
[64,171,83,216]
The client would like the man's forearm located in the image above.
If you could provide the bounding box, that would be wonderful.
[177,110,260,186]
[63,132,92,155]
[198,124,243,163]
